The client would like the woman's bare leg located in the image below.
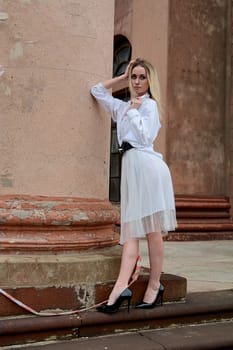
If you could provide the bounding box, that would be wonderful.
[107,239,139,305]
[143,232,164,303]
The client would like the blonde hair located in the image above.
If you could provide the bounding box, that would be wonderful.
[128,58,163,120]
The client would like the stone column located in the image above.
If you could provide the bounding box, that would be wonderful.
[0,0,121,313]
[131,0,169,157]
[0,0,119,252]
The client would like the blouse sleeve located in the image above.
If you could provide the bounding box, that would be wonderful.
[90,83,123,122]
[126,99,161,146]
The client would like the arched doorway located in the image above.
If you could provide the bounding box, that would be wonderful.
[109,35,132,202]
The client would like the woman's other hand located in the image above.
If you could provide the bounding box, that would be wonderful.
[130,97,142,109]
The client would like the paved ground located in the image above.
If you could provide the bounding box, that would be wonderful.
[140,240,233,293]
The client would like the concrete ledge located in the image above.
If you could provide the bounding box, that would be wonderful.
[0,290,232,347]
[3,321,233,350]
[0,270,187,317]
[0,246,122,288]
[79,289,233,338]
[95,268,187,305]
[0,246,123,315]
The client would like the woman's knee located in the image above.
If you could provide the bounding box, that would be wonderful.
[123,239,139,258]
[147,231,163,243]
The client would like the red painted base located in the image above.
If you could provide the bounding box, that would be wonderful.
[0,195,120,253]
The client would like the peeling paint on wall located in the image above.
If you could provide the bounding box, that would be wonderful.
[0,82,11,96]
[73,212,89,221]
[19,0,32,4]
[0,173,13,187]
[10,42,24,60]
[0,66,5,77]
[0,12,8,21]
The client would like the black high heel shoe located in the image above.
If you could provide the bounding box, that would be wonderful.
[135,284,165,309]
[96,288,132,314]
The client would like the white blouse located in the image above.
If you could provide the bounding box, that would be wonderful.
[91,83,162,157]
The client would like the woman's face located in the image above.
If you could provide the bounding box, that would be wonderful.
[131,65,149,97]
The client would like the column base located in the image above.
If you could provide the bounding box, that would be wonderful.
[0,245,122,316]
[0,246,186,317]
[0,195,119,253]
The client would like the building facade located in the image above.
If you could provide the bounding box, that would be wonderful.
[114,0,233,213]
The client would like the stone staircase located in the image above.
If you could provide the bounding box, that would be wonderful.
[0,289,233,349]
[114,195,233,240]
[12,320,233,350]
[166,195,233,240]
[0,268,186,347]
[0,266,233,348]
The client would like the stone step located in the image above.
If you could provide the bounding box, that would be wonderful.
[0,269,186,317]
[5,321,233,350]
[171,195,233,240]
[175,195,233,221]
[164,230,233,240]
[115,196,233,241]
[0,289,233,347]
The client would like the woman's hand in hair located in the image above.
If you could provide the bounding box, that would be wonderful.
[124,59,136,80]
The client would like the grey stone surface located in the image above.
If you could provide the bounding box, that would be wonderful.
[140,240,233,293]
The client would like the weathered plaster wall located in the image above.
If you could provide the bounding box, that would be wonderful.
[0,0,114,199]
[229,0,233,214]
[167,0,227,195]
[114,0,133,40]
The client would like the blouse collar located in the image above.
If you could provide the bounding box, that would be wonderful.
[140,92,150,99]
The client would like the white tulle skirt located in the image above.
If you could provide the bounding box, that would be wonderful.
[120,148,177,245]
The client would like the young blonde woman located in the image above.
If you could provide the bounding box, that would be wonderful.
[91,58,177,313]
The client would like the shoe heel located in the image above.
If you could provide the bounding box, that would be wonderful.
[96,288,132,314]
[135,284,165,310]
[159,284,165,306]
[160,291,164,306]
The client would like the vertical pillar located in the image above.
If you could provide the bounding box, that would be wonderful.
[131,0,169,157]
[0,0,119,252]
[0,0,122,316]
